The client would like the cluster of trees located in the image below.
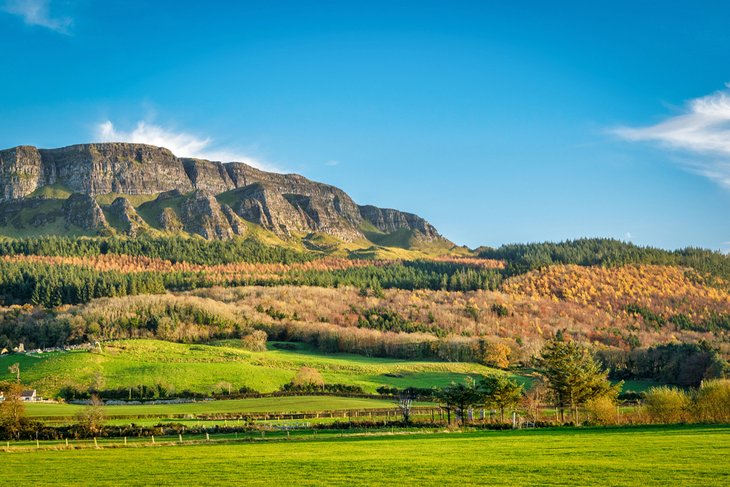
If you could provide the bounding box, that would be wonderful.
[0,252,504,310]
[480,238,730,282]
[281,261,503,292]
[0,295,250,349]
[430,339,618,426]
[0,260,167,307]
[597,342,728,388]
[0,236,312,265]
[356,307,446,337]
[502,263,730,327]
[262,318,513,365]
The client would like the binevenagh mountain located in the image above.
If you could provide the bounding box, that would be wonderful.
[0,143,453,255]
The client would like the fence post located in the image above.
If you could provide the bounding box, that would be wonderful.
[179,434,183,444]
[124,437,127,446]
[94,437,98,449]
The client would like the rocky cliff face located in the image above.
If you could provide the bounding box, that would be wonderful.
[182,158,235,194]
[0,143,446,243]
[0,146,55,200]
[358,205,440,241]
[180,191,236,240]
[41,144,193,195]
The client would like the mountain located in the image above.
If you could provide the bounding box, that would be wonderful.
[0,143,450,253]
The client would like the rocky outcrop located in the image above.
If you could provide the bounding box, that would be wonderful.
[109,197,146,237]
[226,163,363,239]
[180,191,234,240]
[220,204,247,236]
[158,207,183,232]
[0,142,445,244]
[0,146,55,201]
[358,205,441,241]
[62,194,108,232]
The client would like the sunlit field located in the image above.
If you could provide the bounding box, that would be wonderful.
[2,426,727,486]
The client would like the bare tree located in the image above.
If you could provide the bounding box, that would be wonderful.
[76,395,105,437]
[7,363,20,383]
[396,388,417,424]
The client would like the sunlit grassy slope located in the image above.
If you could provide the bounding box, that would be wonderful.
[0,339,526,397]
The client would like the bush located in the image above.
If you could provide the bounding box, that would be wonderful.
[642,386,690,424]
[693,379,730,423]
[241,330,268,352]
[585,396,619,425]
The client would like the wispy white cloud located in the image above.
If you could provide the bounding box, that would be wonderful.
[2,0,71,34]
[325,160,340,166]
[612,84,730,189]
[95,120,275,171]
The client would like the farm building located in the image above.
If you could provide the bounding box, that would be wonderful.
[20,390,37,402]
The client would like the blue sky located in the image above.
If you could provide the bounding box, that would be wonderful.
[1,1,729,250]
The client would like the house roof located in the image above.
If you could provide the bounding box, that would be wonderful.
[21,390,36,397]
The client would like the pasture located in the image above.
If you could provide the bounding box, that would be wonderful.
[24,396,398,419]
[1,425,727,486]
[0,339,527,397]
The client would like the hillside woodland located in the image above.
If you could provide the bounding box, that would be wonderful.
[0,238,727,390]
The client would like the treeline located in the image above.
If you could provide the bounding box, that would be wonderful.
[625,304,730,333]
[480,238,730,281]
[0,235,312,265]
[0,259,502,309]
[0,260,167,307]
[0,295,250,349]
[597,342,728,388]
[260,319,511,365]
[279,261,502,292]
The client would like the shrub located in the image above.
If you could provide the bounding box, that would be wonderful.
[585,395,619,425]
[693,379,730,423]
[241,330,268,352]
[642,386,690,424]
[290,366,324,389]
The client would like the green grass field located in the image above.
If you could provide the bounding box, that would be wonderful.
[0,339,526,397]
[24,396,397,418]
[2,426,727,486]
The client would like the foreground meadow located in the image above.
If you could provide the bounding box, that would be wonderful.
[2,426,728,486]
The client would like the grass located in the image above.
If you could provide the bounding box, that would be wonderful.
[95,193,159,207]
[0,339,525,397]
[620,379,664,392]
[28,183,72,200]
[0,199,94,238]
[24,396,397,418]
[1,425,727,485]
